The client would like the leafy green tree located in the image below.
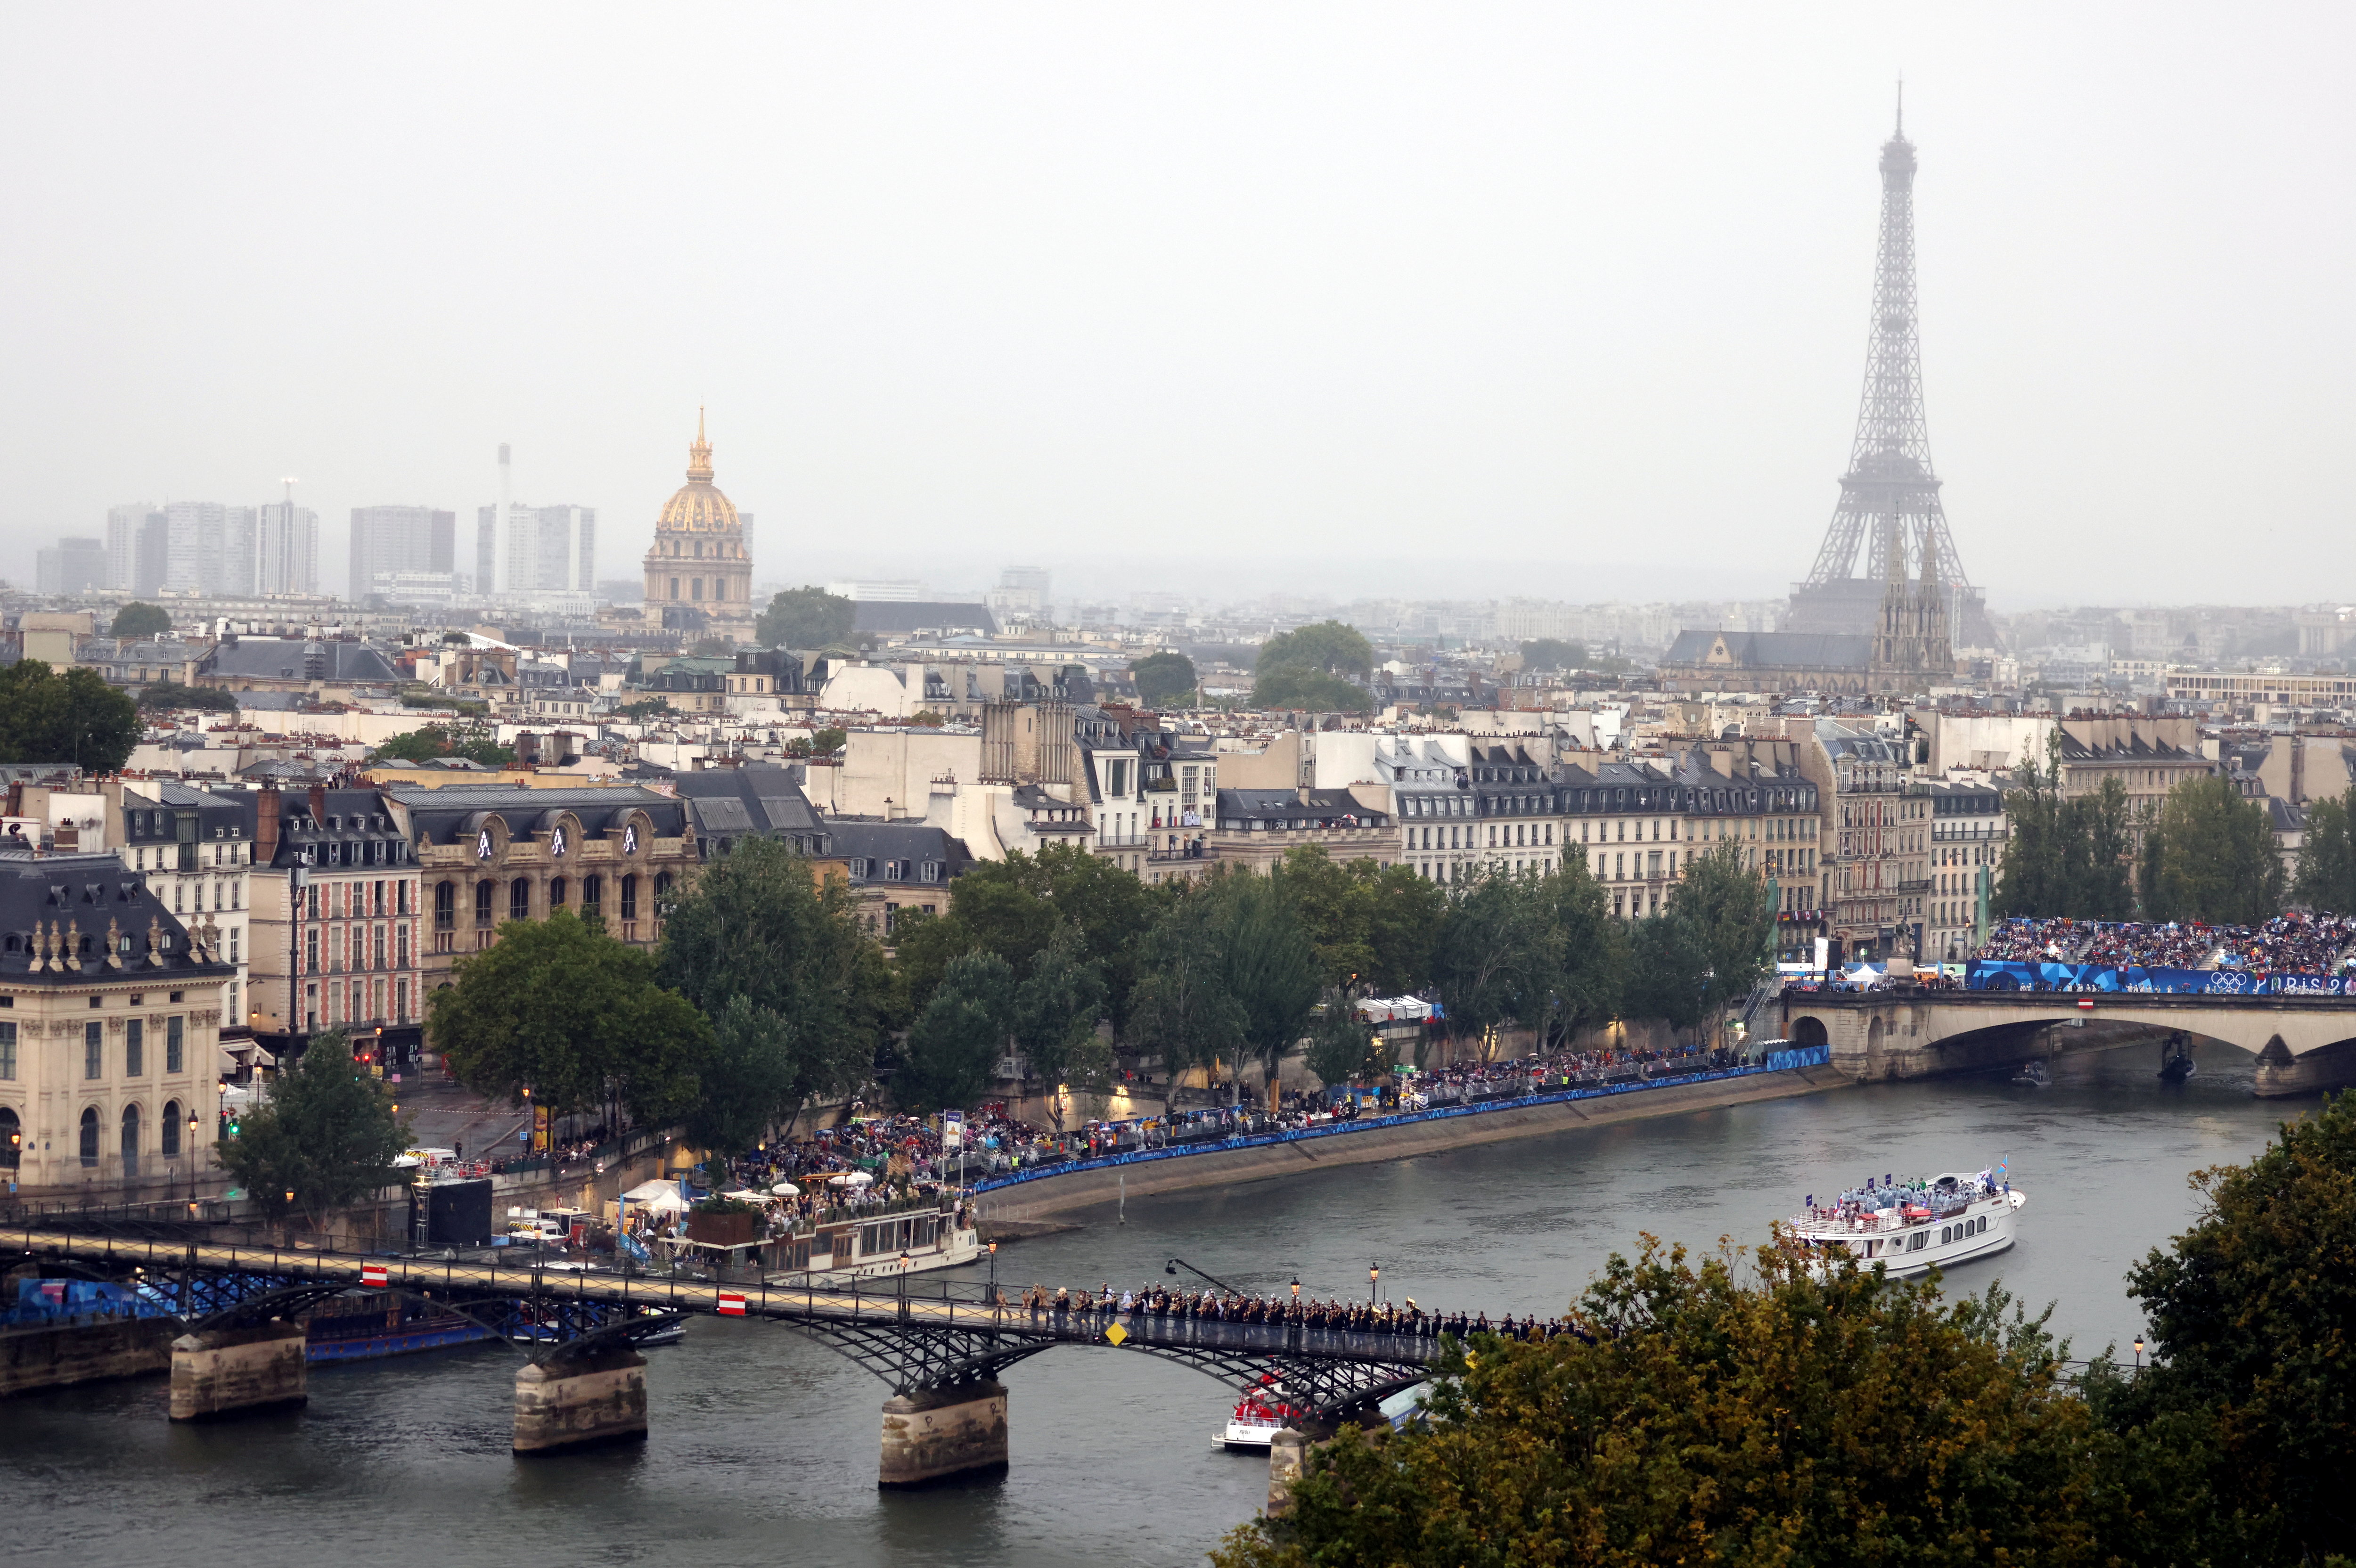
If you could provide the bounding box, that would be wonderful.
[1127,889,1249,1113]
[1623,910,1709,1029]
[1429,871,1551,1059]
[892,843,1159,1023]
[2294,787,2356,913]
[1251,665,1373,714]
[680,996,797,1161]
[895,949,1014,1115]
[1303,991,1385,1089]
[0,661,141,772]
[371,724,517,768]
[1009,924,1110,1133]
[2104,1089,2356,1562]
[1128,651,1198,708]
[1529,858,1623,1045]
[1215,871,1321,1093]
[1270,846,1445,994]
[134,681,236,711]
[2138,773,2287,924]
[1215,1240,2119,1568]
[216,1030,410,1231]
[1257,621,1374,679]
[655,836,895,1133]
[110,602,171,638]
[1252,621,1376,712]
[1517,637,1586,671]
[1666,840,1775,1037]
[1996,739,2135,921]
[755,585,857,650]
[429,911,711,1127]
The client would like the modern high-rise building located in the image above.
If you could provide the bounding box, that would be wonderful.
[106,503,156,589]
[253,499,319,595]
[133,512,170,596]
[349,506,458,601]
[220,506,258,596]
[473,444,593,596]
[35,538,108,596]
[161,502,226,593]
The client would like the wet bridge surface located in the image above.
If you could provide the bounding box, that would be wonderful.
[8,1220,1436,1418]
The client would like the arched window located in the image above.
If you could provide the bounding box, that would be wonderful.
[0,1106,20,1168]
[620,874,638,922]
[548,877,567,910]
[474,879,495,927]
[79,1106,99,1167]
[582,875,603,922]
[434,880,456,931]
[161,1100,182,1159]
[653,873,672,906]
[509,878,531,923]
[121,1103,141,1171]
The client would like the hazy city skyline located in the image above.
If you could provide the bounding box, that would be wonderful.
[4,5,2350,611]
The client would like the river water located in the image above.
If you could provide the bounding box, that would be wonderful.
[3,1045,2300,1568]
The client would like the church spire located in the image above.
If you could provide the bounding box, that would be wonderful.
[686,407,713,482]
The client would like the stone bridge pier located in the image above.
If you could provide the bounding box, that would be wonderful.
[1781,990,2356,1097]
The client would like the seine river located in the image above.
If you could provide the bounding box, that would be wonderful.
[3,1045,2298,1568]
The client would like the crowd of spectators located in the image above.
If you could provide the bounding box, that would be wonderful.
[1973,913,2356,976]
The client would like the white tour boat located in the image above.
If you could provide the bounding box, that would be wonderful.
[1786,1169,2027,1278]
[1219,1374,1306,1450]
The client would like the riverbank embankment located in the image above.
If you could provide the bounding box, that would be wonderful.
[975,1061,1849,1223]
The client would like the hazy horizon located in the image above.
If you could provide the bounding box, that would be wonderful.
[5,5,2349,614]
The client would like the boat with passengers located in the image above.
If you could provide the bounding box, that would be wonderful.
[1785,1167,2027,1277]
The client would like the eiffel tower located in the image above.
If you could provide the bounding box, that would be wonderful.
[1787,95,1994,648]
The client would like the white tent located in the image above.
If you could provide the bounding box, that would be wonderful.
[621,1180,687,1212]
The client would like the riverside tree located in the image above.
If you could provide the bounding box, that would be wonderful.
[1126,887,1249,1113]
[1273,844,1444,995]
[1216,1239,2124,1568]
[1995,739,2136,921]
[2099,1089,2356,1562]
[215,1030,410,1231]
[2293,785,2356,914]
[656,836,898,1138]
[2137,773,2288,925]
[429,910,710,1128]
[1008,924,1110,1133]
[895,950,1014,1115]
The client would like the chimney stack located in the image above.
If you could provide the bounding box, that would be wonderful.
[256,785,281,866]
[308,780,327,825]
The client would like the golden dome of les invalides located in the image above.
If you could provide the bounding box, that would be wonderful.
[641,408,754,630]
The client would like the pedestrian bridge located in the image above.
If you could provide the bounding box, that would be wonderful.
[1778,988,2356,1096]
[4,1218,1440,1485]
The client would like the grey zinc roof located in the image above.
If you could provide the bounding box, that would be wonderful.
[1662,629,1875,670]
[0,850,231,984]
[198,639,403,684]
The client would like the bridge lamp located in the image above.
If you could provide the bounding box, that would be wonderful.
[2133,1335,2145,1372]
[1290,1278,1300,1301]
[1368,1262,1380,1303]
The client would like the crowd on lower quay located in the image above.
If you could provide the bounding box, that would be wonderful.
[1014,1283,1575,1344]
[1976,912,2356,974]
[703,1037,1747,1200]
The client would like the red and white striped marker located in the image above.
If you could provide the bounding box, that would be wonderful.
[361,1264,389,1288]
[716,1291,747,1316]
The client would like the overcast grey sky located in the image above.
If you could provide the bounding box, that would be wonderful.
[3,4,2348,610]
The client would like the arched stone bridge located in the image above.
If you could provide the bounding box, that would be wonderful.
[1778,989,2356,1096]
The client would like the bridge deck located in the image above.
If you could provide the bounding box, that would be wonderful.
[8,1223,1441,1387]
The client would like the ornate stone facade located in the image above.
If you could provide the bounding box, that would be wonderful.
[640,410,755,641]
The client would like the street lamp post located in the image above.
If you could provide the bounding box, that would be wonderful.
[2133,1335,2145,1376]
[1369,1261,1381,1305]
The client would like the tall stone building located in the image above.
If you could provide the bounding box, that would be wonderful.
[641,410,754,640]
